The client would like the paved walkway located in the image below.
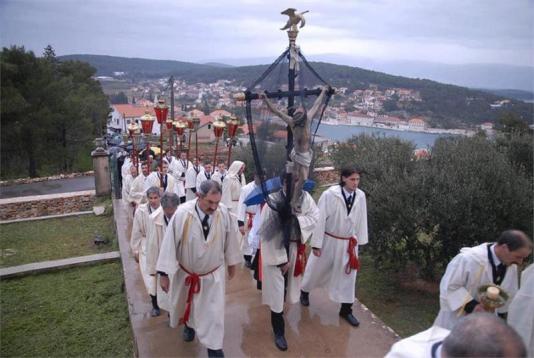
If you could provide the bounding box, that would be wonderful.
[0,251,120,278]
[0,175,95,199]
[114,199,399,358]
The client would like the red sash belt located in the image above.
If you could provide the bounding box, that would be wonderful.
[325,232,360,274]
[246,212,255,229]
[178,263,220,325]
[293,242,307,277]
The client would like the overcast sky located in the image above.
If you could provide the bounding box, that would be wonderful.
[1,0,532,67]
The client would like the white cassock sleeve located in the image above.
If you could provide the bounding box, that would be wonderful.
[130,207,145,255]
[353,190,368,245]
[185,168,198,189]
[310,191,329,249]
[156,212,183,276]
[130,176,146,205]
[439,255,476,312]
[296,193,320,245]
[508,264,534,354]
[145,214,159,276]
[258,205,287,266]
[236,187,248,223]
[224,210,243,266]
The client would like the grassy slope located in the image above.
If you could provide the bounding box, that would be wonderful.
[1,262,133,357]
[357,254,439,337]
[0,215,117,267]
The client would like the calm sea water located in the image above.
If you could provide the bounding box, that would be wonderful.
[316,123,456,148]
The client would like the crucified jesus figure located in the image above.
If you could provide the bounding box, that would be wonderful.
[261,86,328,213]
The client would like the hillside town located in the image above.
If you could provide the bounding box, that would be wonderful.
[103,76,488,141]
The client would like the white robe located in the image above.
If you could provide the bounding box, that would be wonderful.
[301,185,368,303]
[195,170,214,192]
[121,157,132,184]
[175,159,192,198]
[121,174,136,224]
[237,181,260,255]
[130,173,155,205]
[385,326,450,358]
[145,207,172,313]
[156,200,241,350]
[167,158,186,198]
[508,264,534,356]
[130,203,158,296]
[146,173,176,194]
[433,242,519,330]
[185,165,203,201]
[212,170,225,185]
[259,191,320,313]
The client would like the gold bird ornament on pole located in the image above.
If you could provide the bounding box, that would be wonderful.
[280,8,309,31]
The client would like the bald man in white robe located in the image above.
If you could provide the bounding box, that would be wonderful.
[130,187,161,316]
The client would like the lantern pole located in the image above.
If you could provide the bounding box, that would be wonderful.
[212,119,226,168]
[226,116,240,167]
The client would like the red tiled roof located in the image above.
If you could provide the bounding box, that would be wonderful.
[113,104,152,118]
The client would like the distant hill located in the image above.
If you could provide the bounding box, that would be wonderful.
[478,88,534,102]
[59,54,533,128]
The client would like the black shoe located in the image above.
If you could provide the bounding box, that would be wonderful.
[274,334,288,351]
[300,291,309,307]
[183,326,195,342]
[207,349,224,357]
[244,260,253,269]
[340,313,360,327]
[150,308,161,317]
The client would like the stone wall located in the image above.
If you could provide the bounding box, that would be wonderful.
[0,171,94,187]
[0,190,96,221]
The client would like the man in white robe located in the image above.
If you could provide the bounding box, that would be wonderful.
[172,151,190,203]
[156,180,241,358]
[145,192,179,318]
[508,263,534,356]
[130,186,161,316]
[386,312,526,358]
[165,151,185,200]
[237,175,261,267]
[196,161,214,192]
[434,230,532,330]
[130,162,156,205]
[258,177,320,351]
[122,164,138,239]
[300,168,368,327]
[221,161,247,258]
[212,162,226,185]
[185,157,203,201]
[146,161,176,194]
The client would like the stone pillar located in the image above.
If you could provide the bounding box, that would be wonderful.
[91,138,111,197]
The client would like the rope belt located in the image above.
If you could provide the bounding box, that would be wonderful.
[178,263,221,325]
[293,242,307,277]
[246,212,255,229]
[325,232,360,274]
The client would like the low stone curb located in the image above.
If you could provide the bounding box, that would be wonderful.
[0,210,94,224]
[0,251,121,279]
[0,171,94,187]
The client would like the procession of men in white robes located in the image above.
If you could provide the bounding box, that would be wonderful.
[119,152,533,357]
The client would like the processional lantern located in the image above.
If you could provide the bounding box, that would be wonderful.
[127,123,141,166]
[153,99,169,185]
[212,118,226,167]
[226,115,241,166]
[139,112,155,166]
[173,120,187,156]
